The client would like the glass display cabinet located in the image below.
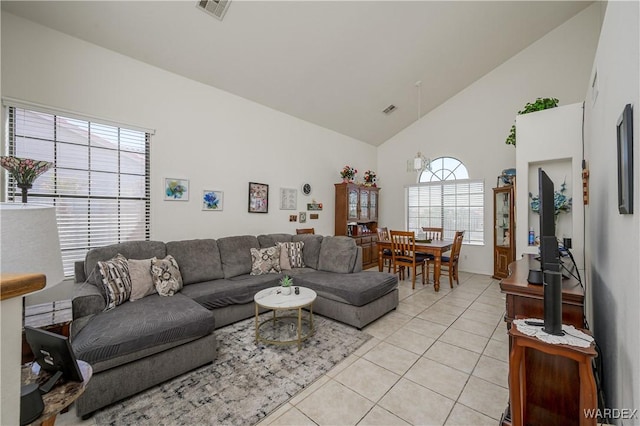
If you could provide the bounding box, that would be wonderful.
[493,185,515,279]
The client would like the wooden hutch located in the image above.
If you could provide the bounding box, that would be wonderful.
[493,184,516,279]
[334,182,379,269]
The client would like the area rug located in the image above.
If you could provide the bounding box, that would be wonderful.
[94,314,371,425]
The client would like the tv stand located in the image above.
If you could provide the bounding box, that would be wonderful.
[500,255,585,426]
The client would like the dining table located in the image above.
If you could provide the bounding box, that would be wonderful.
[377,239,453,292]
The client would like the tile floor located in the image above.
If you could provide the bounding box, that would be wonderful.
[58,271,509,426]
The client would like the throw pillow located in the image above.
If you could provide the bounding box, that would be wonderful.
[276,242,292,270]
[250,246,282,275]
[128,258,156,301]
[287,241,305,268]
[97,254,132,311]
[150,255,184,296]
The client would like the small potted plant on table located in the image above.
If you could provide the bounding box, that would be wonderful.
[279,275,293,295]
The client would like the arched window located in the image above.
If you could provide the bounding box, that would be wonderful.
[408,157,483,245]
[419,156,469,182]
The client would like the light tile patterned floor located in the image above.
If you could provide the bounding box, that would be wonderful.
[57,271,509,426]
[259,271,509,426]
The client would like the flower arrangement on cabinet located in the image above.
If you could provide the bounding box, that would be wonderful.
[363,170,377,186]
[340,165,357,182]
[529,180,572,216]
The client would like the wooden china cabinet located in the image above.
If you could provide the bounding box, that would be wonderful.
[493,185,516,279]
[334,183,380,269]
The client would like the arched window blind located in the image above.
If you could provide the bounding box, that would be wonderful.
[408,157,484,245]
[5,105,151,276]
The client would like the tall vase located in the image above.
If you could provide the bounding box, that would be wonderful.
[17,183,31,203]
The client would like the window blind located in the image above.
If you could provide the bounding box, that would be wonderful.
[6,106,151,277]
[407,179,484,245]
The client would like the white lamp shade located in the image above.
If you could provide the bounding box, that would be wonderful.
[1,203,64,290]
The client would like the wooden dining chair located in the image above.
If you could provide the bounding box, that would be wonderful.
[389,230,430,289]
[427,230,464,288]
[422,227,444,240]
[376,227,392,272]
[296,228,315,234]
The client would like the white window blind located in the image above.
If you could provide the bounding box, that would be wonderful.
[407,179,485,245]
[6,106,151,276]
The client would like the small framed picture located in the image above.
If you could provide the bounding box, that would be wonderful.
[289,215,297,222]
[299,212,307,223]
[164,178,189,201]
[202,190,223,211]
[249,182,269,213]
[279,188,297,210]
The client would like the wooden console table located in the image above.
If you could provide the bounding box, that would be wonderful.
[509,325,597,426]
[500,255,586,425]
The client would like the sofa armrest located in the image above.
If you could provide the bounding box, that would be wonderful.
[353,247,363,273]
[72,282,105,321]
[74,261,86,283]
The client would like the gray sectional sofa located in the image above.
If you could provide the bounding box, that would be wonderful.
[71,233,398,418]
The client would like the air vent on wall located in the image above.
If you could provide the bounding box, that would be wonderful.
[197,0,231,21]
[382,104,397,114]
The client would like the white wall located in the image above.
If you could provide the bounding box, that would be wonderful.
[377,4,601,275]
[515,103,585,273]
[1,12,377,242]
[583,0,640,419]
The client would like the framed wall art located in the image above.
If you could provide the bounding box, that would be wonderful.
[248,182,269,213]
[164,178,189,201]
[202,190,223,211]
[617,103,634,214]
[279,188,297,210]
[299,212,307,223]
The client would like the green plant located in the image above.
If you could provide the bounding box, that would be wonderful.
[505,98,559,146]
[279,275,293,287]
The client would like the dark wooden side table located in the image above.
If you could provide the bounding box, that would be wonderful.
[22,301,72,364]
[21,360,92,426]
[500,255,585,425]
[508,325,597,426]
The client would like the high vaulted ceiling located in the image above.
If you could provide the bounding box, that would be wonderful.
[2,1,593,146]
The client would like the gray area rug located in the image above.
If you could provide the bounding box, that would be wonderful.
[94,314,371,425]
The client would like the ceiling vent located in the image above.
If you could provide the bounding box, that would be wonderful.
[196,0,231,21]
[382,104,397,114]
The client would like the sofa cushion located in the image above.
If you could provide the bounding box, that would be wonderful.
[317,236,358,273]
[257,233,293,248]
[85,241,166,284]
[296,271,397,307]
[292,234,323,269]
[127,258,156,301]
[217,235,260,278]
[180,275,280,309]
[250,246,282,275]
[97,254,132,310]
[71,293,215,370]
[151,255,183,296]
[166,239,224,285]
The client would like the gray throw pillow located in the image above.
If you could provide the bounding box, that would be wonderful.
[128,258,156,301]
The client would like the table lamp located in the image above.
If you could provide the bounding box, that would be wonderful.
[0,203,64,425]
[1,203,64,291]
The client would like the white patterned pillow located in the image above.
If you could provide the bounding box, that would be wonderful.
[278,241,305,268]
[150,255,183,296]
[250,246,282,275]
[97,254,132,310]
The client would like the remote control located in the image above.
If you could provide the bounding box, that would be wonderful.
[524,320,544,327]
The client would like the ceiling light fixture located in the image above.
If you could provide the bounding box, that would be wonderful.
[407,81,430,173]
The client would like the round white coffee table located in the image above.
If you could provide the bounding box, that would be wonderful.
[254,286,317,351]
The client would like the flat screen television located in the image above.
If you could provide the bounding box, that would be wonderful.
[538,168,564,335]
[538,168,560,273]
[24,326,83,393]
